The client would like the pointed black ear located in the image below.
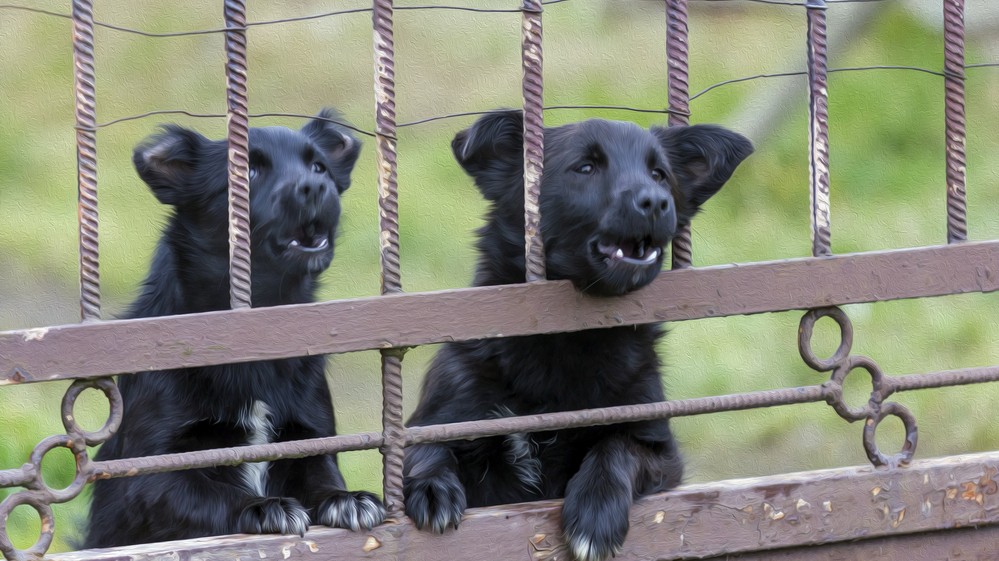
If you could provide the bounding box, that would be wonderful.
[301,108,362,192]
[133,125,213,206]
[652,124,753,221]
[452,110,524,200]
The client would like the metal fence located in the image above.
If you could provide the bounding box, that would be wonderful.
[1,1,998,560]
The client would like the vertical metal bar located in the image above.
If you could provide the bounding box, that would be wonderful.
[665,0,692,269]
[522,0,546,282]
[806,0,832,257]
[73,0,100,321]
[224,0,252,309]
[943,0,967,243]
[373,0,405,519]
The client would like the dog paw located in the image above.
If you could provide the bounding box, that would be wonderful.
[237,497,311,536]
[404,471,466,534]
[315,491,386,531]
[561,491,630,561]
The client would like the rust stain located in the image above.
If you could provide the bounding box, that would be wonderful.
[361,536,380,553]
[531,534,546,546]
[946,487,958,500]
[871,486,882,497]
[763,502,785,521]
[890,507,905,528]
[653,511,665,524]
[795,498,811,511]
[282,545,292,559]
[980,467,999,495]
[822,501,832,512]
[960,481,978,501]
[305,541,318,553]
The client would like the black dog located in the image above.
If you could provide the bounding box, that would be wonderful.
[84,110,385,548]
[403,110,752,561]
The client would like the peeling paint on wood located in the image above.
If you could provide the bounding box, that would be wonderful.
[48,452,999,561]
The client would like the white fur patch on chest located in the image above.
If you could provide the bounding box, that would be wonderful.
[239,400,274,496]
[492,405,543,493]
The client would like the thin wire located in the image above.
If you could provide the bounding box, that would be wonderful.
[688,64,978,101]
[0,1,570,38]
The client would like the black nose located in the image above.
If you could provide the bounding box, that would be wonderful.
[633,185,671,219]
[296,182,329,206]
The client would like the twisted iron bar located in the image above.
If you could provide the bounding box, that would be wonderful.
[944,0,967,243]
[666,0,693,269]
[522,0,546,282]
[806,0,832,256]
[373,0,406,519]
[224,0,252,309]
[72,0,100,321]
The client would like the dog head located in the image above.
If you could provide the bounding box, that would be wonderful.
[133,109,361,278]
[453,110,753,296]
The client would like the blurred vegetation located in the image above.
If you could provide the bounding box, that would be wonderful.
[1,0,998,553]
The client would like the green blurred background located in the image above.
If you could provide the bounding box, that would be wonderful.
[1,0,998,552]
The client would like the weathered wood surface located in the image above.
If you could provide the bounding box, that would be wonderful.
[52,451,999,561]
[3,241,998,385]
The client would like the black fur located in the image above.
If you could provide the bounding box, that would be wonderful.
[403,110,752,561]
[83,110,386,548]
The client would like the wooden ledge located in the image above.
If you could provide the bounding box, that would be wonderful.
[52,451,999,561]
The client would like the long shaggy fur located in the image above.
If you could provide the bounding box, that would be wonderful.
[83,109,385,548]
[403,110,752,561]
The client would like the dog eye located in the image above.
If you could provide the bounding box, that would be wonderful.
[249,166,258,180]
[312,162,327,174]
[651,168,666,182]
[574,163,595,175]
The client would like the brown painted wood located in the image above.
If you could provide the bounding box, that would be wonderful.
[3,241,998,384]
[700,526,999,561]
[51,451,999,561]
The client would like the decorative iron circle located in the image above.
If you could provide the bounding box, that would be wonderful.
[798,307,853,372]
[27,434,89,503]
[0,492,55,561]
[827,355,885,422]
[863,401,918,468]
[61,377,122,446]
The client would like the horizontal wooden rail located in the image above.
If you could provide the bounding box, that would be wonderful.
[3,241,998,385]
[50,451,999,561]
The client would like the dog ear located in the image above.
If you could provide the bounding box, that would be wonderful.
[133,125,215,206]
[301,108,361,192]
[452,110,524,200]
[652,124,753,222]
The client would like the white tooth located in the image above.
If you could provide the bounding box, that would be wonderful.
[290,240,300,247]
[317,238,329,249]
[644,248,661,263]
[614,248,624,259]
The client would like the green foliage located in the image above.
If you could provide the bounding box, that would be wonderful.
[1,0,997,553]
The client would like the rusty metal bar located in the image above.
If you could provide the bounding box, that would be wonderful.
[666,0,693,269]
[522,0,546,282]
[806,0,831,256]
[3,241,998,383]
[89,431,383,480]
[223,0,252,309]
[944,0,967,243]
[372,0,406,519]
[72,0,100,321]
[48,451,999,561]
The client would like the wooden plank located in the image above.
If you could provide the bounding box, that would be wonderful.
[51,451,999,561]
[3,241,998,384]
[700,526,999,561]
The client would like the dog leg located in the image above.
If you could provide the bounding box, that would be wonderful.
[403,443,467,533]
[562,436,636,561]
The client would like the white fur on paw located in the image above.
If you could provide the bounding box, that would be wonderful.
[317,492,386,531]
[567,532,622,561]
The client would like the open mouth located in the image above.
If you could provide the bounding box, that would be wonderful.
[595,237,662,266]
[287,222,331,254]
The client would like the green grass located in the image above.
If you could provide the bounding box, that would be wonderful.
[1,0,998,553]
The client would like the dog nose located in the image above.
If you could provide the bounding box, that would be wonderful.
[633,186,671,219]
[295,182,329,206]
